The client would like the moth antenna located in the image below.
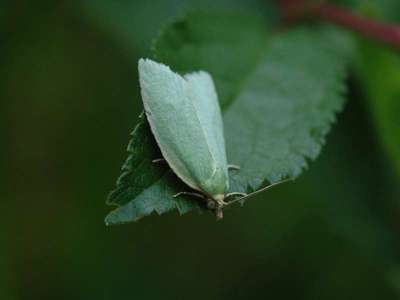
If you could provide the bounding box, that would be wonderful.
[224,178,294,207]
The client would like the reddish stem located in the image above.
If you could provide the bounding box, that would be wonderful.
[314,4,400,50]
[277,0,400,51]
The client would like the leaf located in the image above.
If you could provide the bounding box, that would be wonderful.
[77,0,278,56]
[348,0,400,178]
[105,114,201,224]
[355,43,400,177]
[106,11,353,225]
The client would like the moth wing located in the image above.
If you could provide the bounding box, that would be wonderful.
[138,59,217,193]
[185,72,229,193]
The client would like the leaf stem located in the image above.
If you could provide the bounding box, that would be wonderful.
[277,0,400,51]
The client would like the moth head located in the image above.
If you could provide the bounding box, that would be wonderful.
[206,197,224,220]
[207,194,225,210]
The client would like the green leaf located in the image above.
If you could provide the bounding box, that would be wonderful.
[349,0,400,178]
[106,11,353,225]
[105,114,201,224]
[355,43,400,177]
[77,0,278,56]
[334,0,400,23]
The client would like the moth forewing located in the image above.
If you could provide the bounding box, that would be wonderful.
[138,59,229,203]
[185,71,229,196]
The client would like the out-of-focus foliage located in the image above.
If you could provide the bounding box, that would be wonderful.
[1,0,400,299]
[346,0,400,178]
[356,45,400,177]
[335,0,400,22]
[77,0,278,56]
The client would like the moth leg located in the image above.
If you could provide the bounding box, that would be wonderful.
[152,158,166,164]
[173,192,205,199]
[227,164,241,171]
[225,192,247,199]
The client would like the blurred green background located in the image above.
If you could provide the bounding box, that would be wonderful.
[2,1,400,299]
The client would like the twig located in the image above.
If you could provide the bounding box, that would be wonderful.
[277,0,400,51]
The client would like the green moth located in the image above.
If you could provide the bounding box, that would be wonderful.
[138,59,289,219]
[138,58,243,218]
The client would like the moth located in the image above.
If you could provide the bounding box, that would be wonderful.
[138,59,289,219]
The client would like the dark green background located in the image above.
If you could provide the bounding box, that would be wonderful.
[2,1,400,299]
